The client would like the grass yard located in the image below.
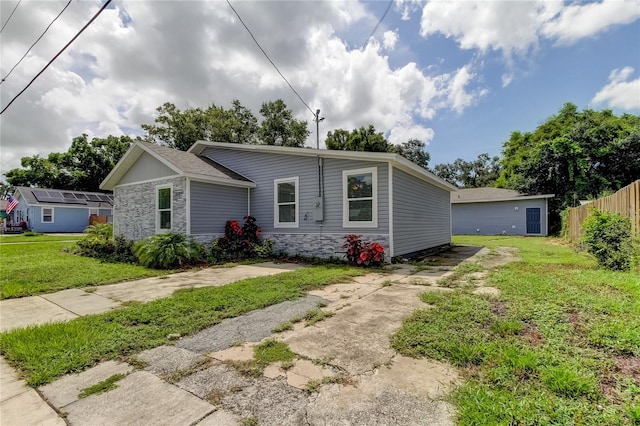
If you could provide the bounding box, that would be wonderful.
[0,265,362,386]
[393,236,640,425]
[0,237,167,299]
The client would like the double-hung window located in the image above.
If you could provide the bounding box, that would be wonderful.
[274,177,299,228]
[42,207,54,223]
[157,185,172,232]
[343,167,377,227]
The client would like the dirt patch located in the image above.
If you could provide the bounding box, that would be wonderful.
[522,324,545,346]
[566,311,584,333]
[492,301,507,317]
[614,356,640,382]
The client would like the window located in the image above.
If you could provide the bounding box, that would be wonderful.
[274,177,299,228]
[89,208,99,216]
[42,207,54,223]
[157,185,172,232]
[343,167,377,227]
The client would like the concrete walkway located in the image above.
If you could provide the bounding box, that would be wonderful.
[0,262,301,332]
[0,246,513,425]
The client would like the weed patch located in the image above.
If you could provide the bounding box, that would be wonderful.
[78,374,126,398]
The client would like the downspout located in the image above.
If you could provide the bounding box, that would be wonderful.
[247,188,251,216]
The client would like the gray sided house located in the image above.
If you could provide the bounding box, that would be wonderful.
[9,187,114,233]
[100,141,457,260]
[451,188,554,236]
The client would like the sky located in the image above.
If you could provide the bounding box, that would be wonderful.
[1,0,639,178]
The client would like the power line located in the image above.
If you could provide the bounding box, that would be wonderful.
[226,0,315,116]
[1,0,73,85]
[0,0,112,115]
[0,0,22,34]
[362,0,393,51]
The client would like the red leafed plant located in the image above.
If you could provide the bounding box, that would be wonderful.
[343,235,384,267]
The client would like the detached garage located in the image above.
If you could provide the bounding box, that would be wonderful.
[451,188,554,236]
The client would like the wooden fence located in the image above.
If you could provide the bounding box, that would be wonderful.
[566,180,640,242]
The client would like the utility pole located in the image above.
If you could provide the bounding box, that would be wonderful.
[314,109,325,149]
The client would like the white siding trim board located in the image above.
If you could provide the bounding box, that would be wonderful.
[388,163,394,258]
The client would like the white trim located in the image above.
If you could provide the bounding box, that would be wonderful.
[89,208,99,217]
[452,194,555,204]
[343,167,378,228]
[156,183,173,233]
[388,163,394,258]
[186,179,191,235]
[41,207,54,223]
[183,173,255,188]
[274,177,299,228]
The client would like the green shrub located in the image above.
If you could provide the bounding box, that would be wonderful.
[582,209,635,271]
[209,216,272,262]
[75,223,136,263]
[133,233,205,269]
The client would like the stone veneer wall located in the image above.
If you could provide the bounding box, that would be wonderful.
[265,233,390,261]
[114,177,187,241]
[193,233,390,261]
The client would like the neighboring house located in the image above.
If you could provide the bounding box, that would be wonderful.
[451,188,554,236]
[10,187,114,233]
[100,141,457,260]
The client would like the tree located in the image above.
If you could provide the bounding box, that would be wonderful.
[394,139,431,169]
[325,125,393,152]
[497,103,640,207]
[258,99,310,147]
[142,100,259,150]
[433,153,501,188]
[5,135,134,192]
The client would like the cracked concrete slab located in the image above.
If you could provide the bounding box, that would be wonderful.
[41,288,120,316]
[95,263,301,303]
[63,371,214,425]
[39,360,133,409]
[177,295,325,353]
[284,284,426,375]
[137,345,207,376]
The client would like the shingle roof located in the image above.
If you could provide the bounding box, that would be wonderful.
[141,142,252,183]
[451,187,554,203]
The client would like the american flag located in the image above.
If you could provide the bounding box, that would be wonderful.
[5,195,19,214]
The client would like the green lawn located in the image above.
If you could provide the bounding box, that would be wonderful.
[393,236,640,425]
[0,234,84,243]
[0,266,362,386]
[0,239,167,299]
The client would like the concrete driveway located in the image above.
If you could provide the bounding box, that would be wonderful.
[1,245,519,425]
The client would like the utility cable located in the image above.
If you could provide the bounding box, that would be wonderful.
[1,0,73,85]
[0,0,112,115]
[226,0,315,116]
[362,0,393,51]
[0,0,22,34]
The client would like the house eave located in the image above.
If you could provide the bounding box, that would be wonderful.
[190,141,457,192]
[452,194,555,204]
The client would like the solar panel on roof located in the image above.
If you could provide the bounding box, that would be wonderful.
[32,189,48,197]
[98,195,110,202]
[75,193,88,200]
[62,192,76,199]
[86,194,100,201]
[47,191,62,197]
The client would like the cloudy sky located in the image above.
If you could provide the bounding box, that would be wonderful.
[1,0,639,177]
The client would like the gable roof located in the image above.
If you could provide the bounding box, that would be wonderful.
[188,141,457,192]
[14,186,114,207]
[101,142,255,190]
[452,187,555,203]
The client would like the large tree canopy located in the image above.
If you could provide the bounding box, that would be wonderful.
[433,153,501,188]
[5,135,134,192]
[326,126,432,169]
[142,99,307,150]
[497,103,640,207]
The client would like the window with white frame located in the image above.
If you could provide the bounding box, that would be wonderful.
[274,177,299,228]
[89,208,99,216]
[42,207,54,223]
[156,185,172,232]
[343,167,377,227]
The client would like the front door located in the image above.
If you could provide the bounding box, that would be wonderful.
[526,208,541,234]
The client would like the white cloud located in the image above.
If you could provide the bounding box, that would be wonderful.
[542,0,640,45]
[382,30,399,50]
[416,0,639,54]
[0,0,486,175]
[592,67,640,110]
[388,124,434,145]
